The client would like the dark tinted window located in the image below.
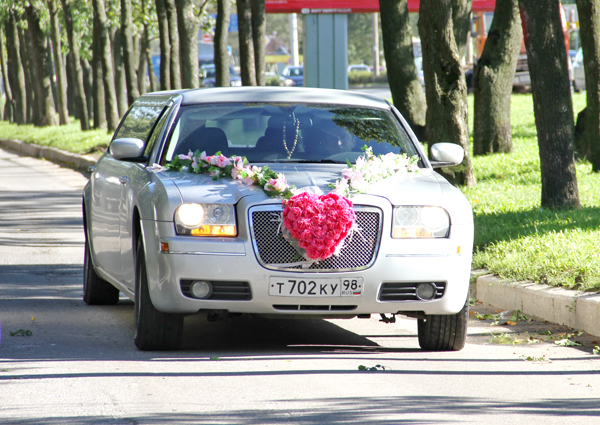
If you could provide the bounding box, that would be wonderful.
[113,99,167,143]
[162,103,422,166]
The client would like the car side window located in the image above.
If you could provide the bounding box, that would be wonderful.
[113,99,167,144]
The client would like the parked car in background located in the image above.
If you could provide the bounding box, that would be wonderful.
[279,65,303,86]
[83,87,473,352]
[200,64,242,87]
[572,48,586,92]
[347,64,371,74]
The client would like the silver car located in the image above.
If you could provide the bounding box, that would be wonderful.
[83,87,473,351]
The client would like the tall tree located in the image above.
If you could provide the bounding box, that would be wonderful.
[165,0,181,89]
[237,0,256,86]
[418,0,475,187]
[0,23,13,122]
[379,0,426,139]
[25,4,58,126]
[92,0,120,131]
[121,0,140,104]
[250,0,266,86]
[452,0,473,61]
[112,27,129,116]
[176,0,200,89]
[4,11,26,124]
[140,0,157,92]
[473,0,522,155]
[155,0,171,90]
[519,0,580,209]
[214,0,230,87]
[61,0,90,130]
[92,7,106,129]
[575,0,600,172]
[47,0,69,125]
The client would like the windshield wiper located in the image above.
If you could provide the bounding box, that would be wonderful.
[292,159,347,164]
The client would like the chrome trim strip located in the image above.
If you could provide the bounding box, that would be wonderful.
[165,251,246,256]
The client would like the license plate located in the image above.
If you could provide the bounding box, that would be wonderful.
[269,277,364,297]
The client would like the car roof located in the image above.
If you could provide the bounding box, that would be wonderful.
[144,87,391,109]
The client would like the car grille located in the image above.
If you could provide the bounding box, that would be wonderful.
[273,304,357,311]
[378,282,446,302]
[180,280,252,300]
[250,205,382,272]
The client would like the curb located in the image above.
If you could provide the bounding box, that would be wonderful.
[474,273,600,337]
[0,138,99,174]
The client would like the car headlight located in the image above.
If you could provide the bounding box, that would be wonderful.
[284,78,295,86]
[175,203,237,237]
[392,206,449,238]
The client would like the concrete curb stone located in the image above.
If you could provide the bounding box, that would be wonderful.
[0,138,100,174]
[474,273,600,337]
[3,137,599,338]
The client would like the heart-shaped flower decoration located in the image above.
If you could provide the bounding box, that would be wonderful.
[282,192,356,261]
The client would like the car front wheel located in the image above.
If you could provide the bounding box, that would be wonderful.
[134,237,184,351]
[83,237,120,305]
[417,297,469,351]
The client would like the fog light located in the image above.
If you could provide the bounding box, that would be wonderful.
[416,282,437,300]
[190,281,212,299]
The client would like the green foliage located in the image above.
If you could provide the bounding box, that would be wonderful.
[348,70,388,86]
[0,120,111,154]
[465,93,600,292]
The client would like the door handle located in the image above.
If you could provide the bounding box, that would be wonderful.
[119,176,129,184]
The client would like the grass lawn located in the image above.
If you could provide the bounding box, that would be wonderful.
[0,93,598,291]
[464,92,600,292]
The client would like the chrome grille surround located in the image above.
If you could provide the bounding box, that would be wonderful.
[249,204,382,272]
[378,282,446,302]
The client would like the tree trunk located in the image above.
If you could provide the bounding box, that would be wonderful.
[176,0,200,89]
[4,12,26,124]
[25,5,58,127]
[61,0,89,130]
[215,0,231,87]
[81,58,95,125]
[0,25,14,122]
[237,0,257,86]
[155,0,171,90]
[575,0,600,172]
[112,27,129,117]
[418,0,475,187]
[519,0,580,209]
[47,0,69,125]
[379,0,426,140]
[251,0,266,86]
[452,0,473,61]
[121,0,140,104]
[473,0,521,155]
[165,0,181,90]
[18,24,35,124]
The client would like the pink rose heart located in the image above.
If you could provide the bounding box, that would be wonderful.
[282,192,356,261]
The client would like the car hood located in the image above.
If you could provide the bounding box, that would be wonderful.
[165,163,457,208]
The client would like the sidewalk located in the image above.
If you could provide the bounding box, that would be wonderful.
[2,137,599,338]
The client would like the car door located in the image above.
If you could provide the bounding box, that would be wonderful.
[89,97,170,287]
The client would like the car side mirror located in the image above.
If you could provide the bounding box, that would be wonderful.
[109,138,147,162]
[430,143,464,168]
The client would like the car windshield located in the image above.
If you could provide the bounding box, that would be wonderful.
[161,103,421,165]
[288,67,303,77]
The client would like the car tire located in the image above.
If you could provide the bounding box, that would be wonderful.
[83,237,120,305]
[417,297,469,351]
[134,237,184,351]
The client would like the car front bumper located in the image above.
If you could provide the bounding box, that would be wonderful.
[141,219,473,318]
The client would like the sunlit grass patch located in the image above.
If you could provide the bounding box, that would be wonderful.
[0,120,111,154]
[465,92,600,291]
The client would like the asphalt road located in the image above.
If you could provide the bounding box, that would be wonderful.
[1,148,599,425]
